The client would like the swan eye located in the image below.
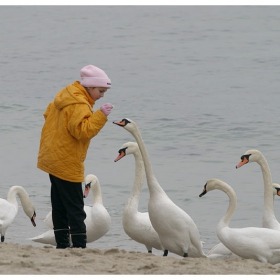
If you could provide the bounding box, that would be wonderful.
[118,147,127,154]
[123,118,129,123]
[121,118,131,125]
[241,154,251,162]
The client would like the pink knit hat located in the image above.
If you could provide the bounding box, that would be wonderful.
[80,65,111,88]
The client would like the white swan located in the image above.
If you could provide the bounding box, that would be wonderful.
[200,178,280,264]
[29,174,111,246]
[0,185,36,242]
[236,149,280,230]
[207,183,280,259]
[82,174,111,243]
[113,118,206,258]
[114,141,164,253]
[207,150,280,259]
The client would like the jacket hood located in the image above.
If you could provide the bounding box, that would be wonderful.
[54,81,94,110]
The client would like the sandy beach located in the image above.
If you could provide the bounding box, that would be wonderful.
[0,242,280,275]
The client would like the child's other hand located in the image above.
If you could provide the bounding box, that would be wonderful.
[100,103,114,116]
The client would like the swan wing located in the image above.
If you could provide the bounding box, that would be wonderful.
[84,204,111,243]
[0,199,13,219]
[0,199,16,227]
[150,204,204,256]
[36,205,111,244]
[123,211,163,251]
[219,227,280,264]
[29,206,111,246]
[43,211,53,229]
[29,229,56,246]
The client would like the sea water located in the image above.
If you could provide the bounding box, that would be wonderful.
[0,5,280,257]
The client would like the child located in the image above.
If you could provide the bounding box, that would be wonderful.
[37,65,113,248]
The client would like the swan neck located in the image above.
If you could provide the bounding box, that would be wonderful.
[217,184,236,229]
[129,126,162,193]
[126,152,145,211]
[258,156,273,197]
[257,156,279,227]
[91,181,103,204]
[7,186,32,214]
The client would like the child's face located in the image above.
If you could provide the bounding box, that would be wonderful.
[87,87,108,101]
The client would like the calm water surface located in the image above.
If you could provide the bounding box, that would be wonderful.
[0,6,280,257]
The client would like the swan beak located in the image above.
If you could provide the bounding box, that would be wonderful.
[199,184,207,197]
[114,150,126,162]
[31,212,36,227]
[236,157,249,169]
[83,183,91,198]
[276,188,280,196]
[113,120,126,127]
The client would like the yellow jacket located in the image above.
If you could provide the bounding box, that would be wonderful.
[37,81,107,182]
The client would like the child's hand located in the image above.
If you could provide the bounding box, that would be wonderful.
[100,103,114,116]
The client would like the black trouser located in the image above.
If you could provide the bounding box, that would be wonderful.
[49,174,86,235]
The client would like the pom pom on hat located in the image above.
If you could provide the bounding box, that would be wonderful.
[80,65,111,88]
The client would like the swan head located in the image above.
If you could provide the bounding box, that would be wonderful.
[83,174,98,198]
[199,178,229,197]
[23,205,36,227]
[114,142,139,162]
[199,183,208,197]
[236,149,262,168]
[31,212,36,227]
[272,183,280,197]
[113,118,135,132]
